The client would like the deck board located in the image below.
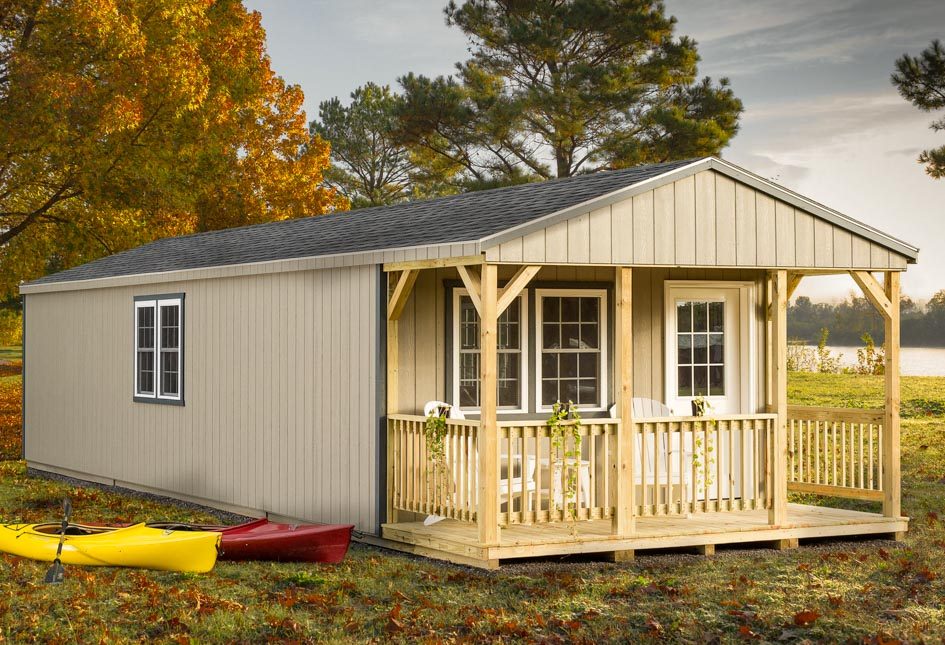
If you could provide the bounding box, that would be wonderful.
[381,504,907,568]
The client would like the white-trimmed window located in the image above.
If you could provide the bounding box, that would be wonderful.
[135,295,184,403]
[452,290,527,412]
[535,289,608,411]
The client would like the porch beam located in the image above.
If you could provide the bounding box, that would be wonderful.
[456,264,483,316]
[383,254,483,272]
[613,266,635,536]
[769,270,788,526]
[387,269,419,321]
[883,271,901,518]
[496,265,541,316]
[786,273,804,300]
[849,271,893,321]
[477,263,500,546]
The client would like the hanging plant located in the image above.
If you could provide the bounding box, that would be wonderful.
[690,395,716,493]
[547,400,583,521]
[424,405,451,501]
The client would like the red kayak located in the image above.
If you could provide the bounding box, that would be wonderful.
[100,518,354,564]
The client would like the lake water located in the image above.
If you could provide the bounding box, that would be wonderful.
[805,345,945,376]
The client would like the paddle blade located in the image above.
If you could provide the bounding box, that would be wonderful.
[63,498,72,521]
[44,560,65,585]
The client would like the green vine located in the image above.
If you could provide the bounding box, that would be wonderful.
[690,395,716,491]
[424,405,451,501]
[547,400,583,521]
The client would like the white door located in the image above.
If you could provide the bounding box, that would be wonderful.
[664,282,756,501]
[665,283,753,416]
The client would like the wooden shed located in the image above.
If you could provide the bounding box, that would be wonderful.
[20,157,918,568]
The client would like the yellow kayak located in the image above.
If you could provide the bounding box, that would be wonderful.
[0,523,221,573]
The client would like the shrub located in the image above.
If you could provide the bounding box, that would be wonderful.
[0,310,21,346]
[854,332,885,375]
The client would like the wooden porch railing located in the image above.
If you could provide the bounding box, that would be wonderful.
[786,406,884,501]
[389,412,778,528]
[388,415,480,521]
[633,415,774,516]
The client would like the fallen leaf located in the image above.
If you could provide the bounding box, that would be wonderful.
[793,610,820,626]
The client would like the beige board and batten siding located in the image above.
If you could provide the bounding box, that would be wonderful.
[394,266,766,415]
[486,170,910,270]
[24,265,380,531]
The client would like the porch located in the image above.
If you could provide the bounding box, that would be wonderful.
[381,260,907,569]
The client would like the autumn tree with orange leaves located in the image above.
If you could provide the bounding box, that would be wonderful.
[0,0,345,296]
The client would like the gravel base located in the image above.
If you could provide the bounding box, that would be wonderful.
[26,467,253,526]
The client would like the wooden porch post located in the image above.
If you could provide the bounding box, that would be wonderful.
[883,272,901,519]
[477,263,500,547]
[613,267,635,539]
[768,270,788,526]
[386,269,419,524]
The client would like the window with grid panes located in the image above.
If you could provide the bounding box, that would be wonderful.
[539,294,603,408]
[675,300,724,397]
[456,295,523,409]
[135,295,183,403]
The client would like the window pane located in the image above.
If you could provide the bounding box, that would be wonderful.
[560,353,578,378]
[460,353,479,382]
[560,379,578,404]
[693,334,707,364]
[561,324,580,349]
[693,302,708,332]
[459,384,478,408]
[160,305,179,350]
[542,353,558,378]
[161,351,179,396]
[677,334,692,365]
[561,297,579,322]
[709,365,725,395]
[542,323,560,349]
[137,350,154,394]
[498,382,518,407]
[578,379,598,405]
[578,353,598,379]
[542,380,558,406]
[677,366,692,397]
[580,323,598,349]
[709,333,724,364]
[677,302,692,332]
[542,296,560,322]
[580,297,599,323]
[709,301,724,332]
[694,366,708,396]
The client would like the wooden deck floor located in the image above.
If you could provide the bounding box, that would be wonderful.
[380,504,908,569]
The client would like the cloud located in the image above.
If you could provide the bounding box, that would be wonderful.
[669,0,945,75]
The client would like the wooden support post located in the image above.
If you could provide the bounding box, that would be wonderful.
[764,274,773,412]
[883,271,901,519]
[478,263,500,547]
[770,538,799,550]
[607,550,635,563]
[385,269,420,525]
[695,544,715,557]
[613,267,635,536]
[769,270,788,526]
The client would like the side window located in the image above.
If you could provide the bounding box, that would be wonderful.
[135,295,184,404]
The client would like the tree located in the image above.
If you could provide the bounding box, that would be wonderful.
[892,39,945,179]
[312,84,422,208]
[395,0,743,186]
[0,0,344,295]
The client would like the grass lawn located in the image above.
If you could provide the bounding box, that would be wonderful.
[0,345,21,363]
[1,373,944,642]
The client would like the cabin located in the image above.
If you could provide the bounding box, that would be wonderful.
[20,157,917,569]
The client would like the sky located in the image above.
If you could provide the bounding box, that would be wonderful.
[244,0,945,302]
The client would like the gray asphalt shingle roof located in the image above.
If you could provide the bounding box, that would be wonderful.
[28,158,697,285]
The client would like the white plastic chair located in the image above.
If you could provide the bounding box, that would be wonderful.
[422,401,537,526]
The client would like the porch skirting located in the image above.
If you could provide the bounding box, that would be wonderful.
[380,504,908,569]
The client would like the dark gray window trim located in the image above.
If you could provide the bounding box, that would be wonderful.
[133,292,185,407]
[376,265,388,532]
[444,279,614,420]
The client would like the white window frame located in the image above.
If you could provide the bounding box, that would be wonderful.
[663,281,755,416]
[534,288,609,412]
[451,288,528,414]
[134,295,184,403]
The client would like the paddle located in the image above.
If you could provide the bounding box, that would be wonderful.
[44,498,72,585]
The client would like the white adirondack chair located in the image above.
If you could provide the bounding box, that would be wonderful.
[422,401,537,526]
[610,398,693,509]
